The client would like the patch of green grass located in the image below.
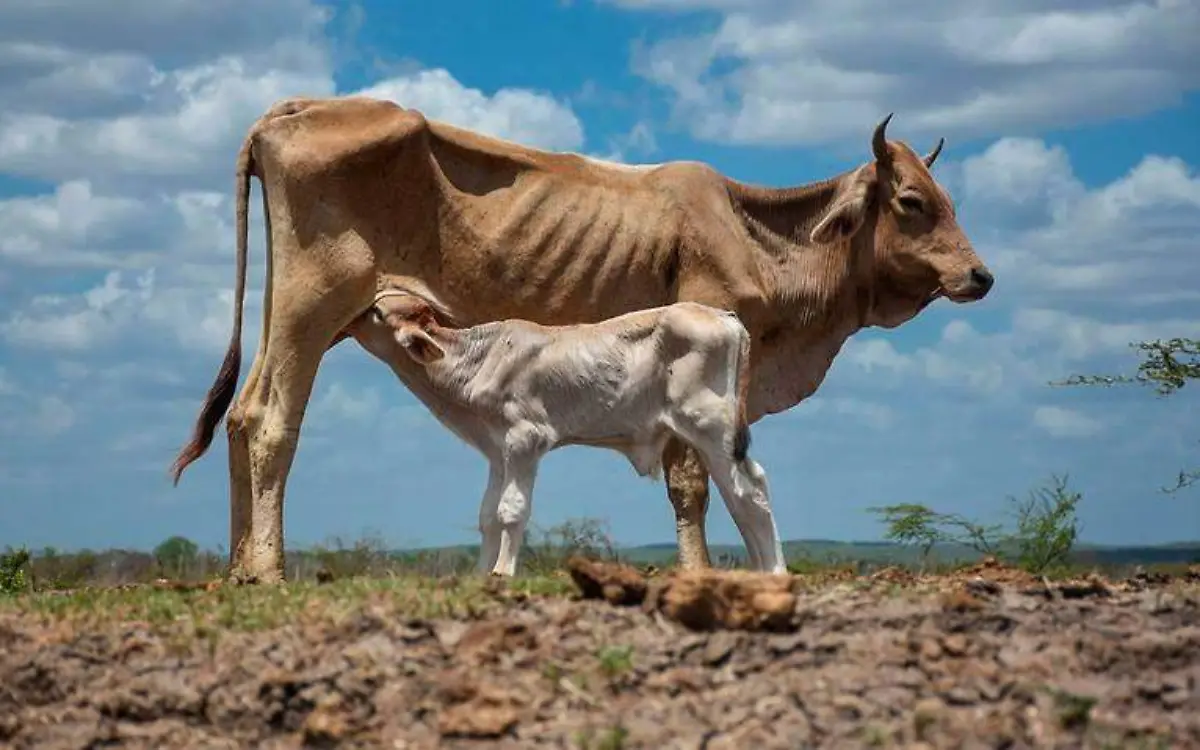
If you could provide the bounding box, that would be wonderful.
[541,660,565,683]
[596,724,629,750]
[0,573,575,634]
[861,723,892,747]
[1045,686,1098,730]
[574,724,629,750]
[596,644,634,678]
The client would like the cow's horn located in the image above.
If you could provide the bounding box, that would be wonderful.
[872,112,894,164]
[924,137,945,168]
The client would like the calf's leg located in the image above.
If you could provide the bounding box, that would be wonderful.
[706,452,786,574]
[476,463,504,574]
[662,437,713,570]
[491,454,539,577]
[669,402,785,574]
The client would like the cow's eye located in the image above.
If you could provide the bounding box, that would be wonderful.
[898,194,925,213]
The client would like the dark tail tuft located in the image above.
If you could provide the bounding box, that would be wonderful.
[169,344,241,485]
[730,317,753,464]
[732,423,751,462]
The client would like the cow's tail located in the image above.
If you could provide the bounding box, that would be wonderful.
[169,131,255,485]
[730,318,753,465]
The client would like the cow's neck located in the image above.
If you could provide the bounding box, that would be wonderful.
[730,171,874,331]
[728,171,879,418]
[729,174,844,250]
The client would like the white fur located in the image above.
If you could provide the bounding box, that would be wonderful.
[577,153,663,173]
[348,297,788,576]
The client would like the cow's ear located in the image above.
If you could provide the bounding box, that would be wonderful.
[397,327,446,365]
[810,170,875,245]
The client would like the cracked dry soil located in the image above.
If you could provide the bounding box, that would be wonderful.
[2,562,1199,749]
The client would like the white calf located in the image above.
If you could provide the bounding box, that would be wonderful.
[337,279,787,576]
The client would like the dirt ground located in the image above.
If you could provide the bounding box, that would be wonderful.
[2,560,1198,749]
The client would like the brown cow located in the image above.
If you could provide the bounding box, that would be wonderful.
[169,96,993,583]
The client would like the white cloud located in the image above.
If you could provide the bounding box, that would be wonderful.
[0,0,332,66]
[0,181,166,267]
[357,68,586,153]
[0,0,338,189]
[0,389,76,439]
[0,4,588,192]
[2,270,154,350]
[0,55,336,187]
[1,269,256,355]
[0,367,17,396]
[612,0,1200,146]
[825,397,895,431]
[843,305,1200,402]
[962,145,1200,307]
[958,138,1084,229]
[1011,309,1199,362]
[0,3,593,369]
[598,120,660,163]
[31,396,76,437]
[310,382,383,425]
[0,0,335,123]
[1033,405,1103,439]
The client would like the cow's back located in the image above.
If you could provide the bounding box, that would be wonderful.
[249,95,756,343]
[412,124,748,327]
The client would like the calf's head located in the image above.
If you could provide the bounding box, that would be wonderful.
[810,114,994,328]
[347,291,447,367]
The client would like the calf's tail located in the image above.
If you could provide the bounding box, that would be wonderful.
[731,321,753,464]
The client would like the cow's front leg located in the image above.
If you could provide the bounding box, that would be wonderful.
[662,436,713,570]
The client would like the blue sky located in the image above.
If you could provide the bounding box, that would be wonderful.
[1,0,1198,553]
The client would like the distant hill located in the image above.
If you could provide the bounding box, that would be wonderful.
[389,538,1200,567]
[610,539,1200,567]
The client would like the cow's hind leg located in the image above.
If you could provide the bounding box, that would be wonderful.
[226,353,265,581]
[234,289,366,583]
[662,437,713,570]
[226,271,275,581]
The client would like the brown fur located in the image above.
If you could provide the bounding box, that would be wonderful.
[168,96,993,582]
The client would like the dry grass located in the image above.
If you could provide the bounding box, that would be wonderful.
[0,572,577,635]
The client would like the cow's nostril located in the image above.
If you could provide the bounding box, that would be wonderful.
[969,267,994,294]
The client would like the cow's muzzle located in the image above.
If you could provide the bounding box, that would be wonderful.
[947,265,994,302]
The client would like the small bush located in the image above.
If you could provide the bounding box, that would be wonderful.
[869,474,1082,574]
[1009,474,1081,574]
[0,546,31,596]
[154,535,200,580]
[521,518,620,575]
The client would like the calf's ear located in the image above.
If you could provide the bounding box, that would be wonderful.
[396,327,446,365]
[810,170,875,245]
